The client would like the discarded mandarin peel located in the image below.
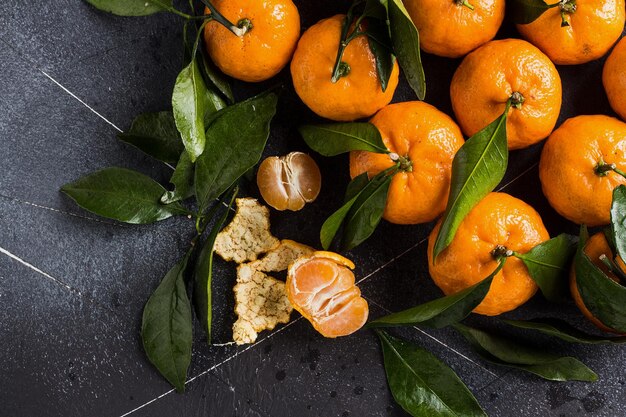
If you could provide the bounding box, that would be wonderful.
[257,152,322,211]
[286,252,369,337]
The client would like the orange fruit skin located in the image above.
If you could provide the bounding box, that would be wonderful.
[427,193,550,316]
[450,39,562,150]
[570,232,626,334]
[539,115,626,226]
[290,15,400,122]
[517,0,625,65]
[286,252,368,338]
[404,0,505,58]
[603,37,626,121]
[349,101,465,224]
[203,0,301,82]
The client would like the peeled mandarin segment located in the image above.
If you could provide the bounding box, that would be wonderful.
[257,152,322,212]
[313,297,369,338]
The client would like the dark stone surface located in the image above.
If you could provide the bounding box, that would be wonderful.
[1,1,626,416]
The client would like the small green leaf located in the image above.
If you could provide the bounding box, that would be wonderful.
[117,111,183,164]
[141,253,193,392]
[194,189,237,344]
[433,110,509,260]
[365,12,395,92]
[173,59,210,162]
[200,49,235,104]
[376,330,486,417]
[509,0,553,24]
[61,167,186,224]
[502,318,626,344]
[387,0,426,100]
[84,0,171,16]
[454,323,598,382]
[299,123,389,156]
[515,234,577,302]
[610,185,626,261]
[575,225,626,332]
[195,92,278,211]
[161,151,195,204]
[368,259,504,329]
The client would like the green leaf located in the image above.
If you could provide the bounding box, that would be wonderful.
[141,253,193,392]
[367,259,504,329]
[502,318,626,344]
[194,189,237,344]
[299,123,389,156]
[117,111,183,164]
[61,167,186,224]
[514,234,577,302]
[387,0,426,100]
[610,185,626,261]
[509,0,552,24]
[574,226,626,332]
[200,49,235,104]
[84,0,171,16]
[345,172,370,202]
[172,59,210,162]
[365,10,395,92]
[454,323,598,382]
[195,92,278,211]
[377,330,486,417]
[341,173,392,251]
[161,151,195,204]
[433,111,509,260]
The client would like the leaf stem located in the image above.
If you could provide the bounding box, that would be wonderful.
[199,0,248,36]
[594,159,626,179]
[331,2,367,83]
[191,20,211,58]
[455,0,475,10]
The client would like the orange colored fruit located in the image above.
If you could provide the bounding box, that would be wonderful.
[539,115,626,226]
[257,152,322,211]
[427,192,550,316]
[517,0,625,65]
[286,251,369,337]
[349,101,465,224]
[450,39,562,150]
[603,37,626,121]
[404,0,505,58]
[290,14,400,121]
[203,0,301,82]
[570,232,626,334]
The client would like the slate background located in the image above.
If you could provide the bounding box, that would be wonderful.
[1,1,625,416]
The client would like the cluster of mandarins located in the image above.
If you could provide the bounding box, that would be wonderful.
[202,0,626,335]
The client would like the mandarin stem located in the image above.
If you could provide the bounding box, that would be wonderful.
[199,0,245,36]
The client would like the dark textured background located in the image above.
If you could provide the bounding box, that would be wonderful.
[1,1,626,416]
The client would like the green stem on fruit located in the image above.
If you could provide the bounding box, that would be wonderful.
[558,0,577,27]
[199,0,249,36]
[491,245,514,261]
[331,1,367,82]
[594,159,626,179]
[455,0,475,10]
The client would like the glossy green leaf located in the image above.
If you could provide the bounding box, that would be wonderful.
[366,13,395,92]
[320,173,369,250]
[194,190,237,344]
[84,0,171,16]
[515,234,577,302]
[610,185,626,261]
[509,0,552,24]
[141,253,193,392]
[364,0,388,19]
[61,167,186,224]
[195,92,278,211]
[377,330,486,417]
[117,111,183,164]
[368,259,504,329]
[433,111,509,261]
[454,323,597,382]
[299,123,389,156]
[200,49,235,104]
[574,226,626,332]
[172,59,210,162]
[161,151,195,204]
[387,0,426,100]
[502,318,626,344]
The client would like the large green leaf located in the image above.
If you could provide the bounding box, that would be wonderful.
[377,330,486,417]
[387,0,426,100]
[161,151,195,204]
[610,185,626,261]
[195,92,278,211]
[502,318,626,344]
[141,253,193,392]
[117,111,183,164]
[199,49,235,104]
[61,167,186,224]
[368,259,504,329]
[433,111,509,260]
[172,59,210,162]
[454,324,597,382]
[515,234,577,302]
[509,0,553,24]
[299,123,389,156]
[84,0,172,16]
